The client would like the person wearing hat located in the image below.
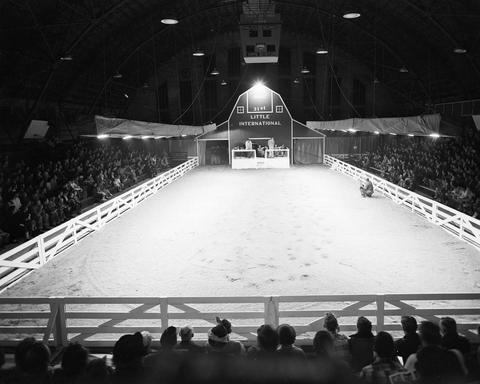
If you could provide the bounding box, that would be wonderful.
[173,326,204,354]
[205,319,245,356]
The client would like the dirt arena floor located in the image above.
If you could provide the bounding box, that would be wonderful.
[2,165,480,298]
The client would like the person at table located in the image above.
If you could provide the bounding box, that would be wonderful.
[245,139,253,150]
[257,145,265,157]
[268,137,275,150]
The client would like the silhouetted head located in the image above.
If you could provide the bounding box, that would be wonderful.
[61,342,88,377]
[374,331,395,359]
[256,324,279,352]
[277,324,296,346]
[401,316,418,334]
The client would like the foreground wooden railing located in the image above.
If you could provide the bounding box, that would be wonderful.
[324,154,480,250]
[0,294,478,347]
[0,158,199,292]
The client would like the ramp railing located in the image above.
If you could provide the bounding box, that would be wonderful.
[324,154,480,250]
[0,158,199,292]
[0,294,478,347]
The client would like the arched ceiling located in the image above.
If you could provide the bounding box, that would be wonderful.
[1,0,479,117]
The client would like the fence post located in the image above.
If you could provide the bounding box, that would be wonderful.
[38,236,46,265]
[160,298,169,329]
[53,298,67,347]
[376,294,385,332]
[264,296,279,327]
[96,207,103,229]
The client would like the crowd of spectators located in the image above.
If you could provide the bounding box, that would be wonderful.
[0,141,170,248]
[358,130,480,218]
[0,314,478,384]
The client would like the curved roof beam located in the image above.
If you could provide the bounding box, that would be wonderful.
[399,0,480,79]
[275,0,431,99]
[85,3,241,114]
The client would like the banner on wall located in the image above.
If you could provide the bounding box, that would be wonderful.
[95,115,216,137]
[307,114,441,136]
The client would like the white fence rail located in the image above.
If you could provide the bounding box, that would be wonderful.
[324,155,480,250]
[0,294,478,347]
[0,158,199,292]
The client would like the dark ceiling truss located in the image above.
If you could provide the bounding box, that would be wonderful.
[1,0,479,131]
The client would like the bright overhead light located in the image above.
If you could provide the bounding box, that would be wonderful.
[374,131,380,135]
[60,54,73,61]
[154,136,164,140]
[293,78,300,84]
[429,133,440,138]
[316,48,328,54]
[97,134,108,139]
[193,48,205,57]
[408,133,414,137]
[141,135,152,139]
[343,12,361,19]
[347,128,357,133]
[300,66,310,74]
[251,81,269,99]
[161,18,178,25]
[123,135,132,140]
[453,47,467,54]
[181,134,187,137]
[210,67,220,75]
[124,93,129,98]
[399,66,409,73]
[113,71,122,79]
[389,132,397,135]
[220,79,227,86]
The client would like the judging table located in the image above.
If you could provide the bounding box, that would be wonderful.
[232,148,290,169]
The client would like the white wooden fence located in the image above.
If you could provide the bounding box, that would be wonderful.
[324,154,480,250]
[0,158,199,292]
[0,294,478,347]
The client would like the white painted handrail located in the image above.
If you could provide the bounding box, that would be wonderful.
[0,293,478,347]
[324,154,480,250]
[0,158,199,291]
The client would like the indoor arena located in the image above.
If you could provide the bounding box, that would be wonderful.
[1,1,480,383]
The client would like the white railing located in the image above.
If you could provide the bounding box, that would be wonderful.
[0,158,199,292]
[324,155,480,250]
[0,294,478,347]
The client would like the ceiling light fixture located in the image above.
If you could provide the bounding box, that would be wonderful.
[97,134,108,139]
[316,48,328,54]
[408,133,414,137]
[374,131,380,135]
[300,66,310,74]
[161,18,178,25]
[124,93,129,98]
[193,48,205,57]
[123,135,132,140]
[429,133,440,138]
[210,67,220,75]
[220,79,227,86]
[113,71,122,79]
[399,66,409,73]
[453,47,467,54]
[293,78,300,84]
[60,55,73,61]
[343,12,361,19]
